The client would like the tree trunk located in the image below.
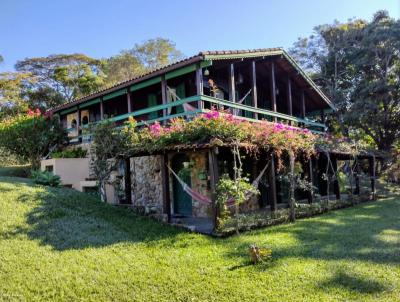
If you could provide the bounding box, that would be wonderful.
[100,181,107,203]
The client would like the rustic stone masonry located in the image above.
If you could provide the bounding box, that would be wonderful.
[130,155,164,215]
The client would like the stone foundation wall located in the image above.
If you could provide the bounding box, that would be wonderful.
[130,155,163,215]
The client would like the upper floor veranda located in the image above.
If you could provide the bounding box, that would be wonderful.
[49,48,335,143]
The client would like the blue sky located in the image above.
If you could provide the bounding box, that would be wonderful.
[0,0,399,72]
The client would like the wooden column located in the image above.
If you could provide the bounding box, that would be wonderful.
[208,148,219,229]
[354,161,360,195]
[332,156,341,200]
[124,158,132,204]
[268,152,278,211]
[161,76,168,124]
[301,90,306,119]
[161,154,171,222]
[369,156,376,200]
[287,77,293,124]
[100,98,104,120]
[127,91,132,113]
[77,107,82,143]
[270,62,277,122]
[307,158,314,204]
[195,63,204,109]
[320,109,325,123]
[228,63,235,102]
[251,60,258,119]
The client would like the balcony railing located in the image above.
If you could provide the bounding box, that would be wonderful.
[67,94,327,143]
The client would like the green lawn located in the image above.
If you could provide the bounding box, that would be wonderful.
[0,176,399,301]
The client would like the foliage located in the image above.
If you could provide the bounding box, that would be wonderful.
[0,109,66,169]
[0,177,399,301]
[0,72,31,119]
[30,170,61,187]
[0,165,30,178]
[90,121,125,202]
[51,146,87,159]
[15,54,106,105]
[103,38,184,85]
[290,11,400,152]
[123,109,317,159]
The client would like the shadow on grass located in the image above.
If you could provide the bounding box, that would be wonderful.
[318,269,389,294]
[0,178,188,251]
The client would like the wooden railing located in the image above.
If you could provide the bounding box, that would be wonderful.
[67,94,327,143]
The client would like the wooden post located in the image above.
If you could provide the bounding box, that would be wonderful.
[124,158,132,204]
[370,156,376,200]
[354,160,360,195]
[100,98,104,120]
[161,154,171,222]
[270,62,277,122]
[301,90,306,119]
[287,77,293,124]
[161,76,168,124]
[332,156,341,200]
[307,158,314,204]
[127,91,132,113]
[228,63,235,102]
[320,109,325,123]
[196,63,204,109]
[77,107,82,143]
[251,60,258,119]
[268,152,278,211]
[208,148,219,230]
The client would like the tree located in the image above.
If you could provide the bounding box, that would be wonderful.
[289,11,400,152]
[103,38,184,85]
[90,121,125,202]
[15,54,106,104]
[0,72,31,119]
[0,110,67,169]
[103,52,144,86]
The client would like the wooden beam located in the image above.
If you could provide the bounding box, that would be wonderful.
[287,77,293,124]
[268,152,278,211]
[208,148,219,230]
[228,63,235,102]
[161,76,168,124]
[100,98,104,120]
[332,156,341,200]
[301,90,306,119]
[195,63,204,109]
[124,158,132,204]
[127,91,132,113]
[307,158,314,203]
[161,154,171,222]
[251,60,258,119]
[270,62,277,122]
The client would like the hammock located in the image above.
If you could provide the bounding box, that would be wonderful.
[166,86,197,114]
[166,160,270,206]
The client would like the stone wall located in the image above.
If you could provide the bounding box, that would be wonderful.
[130,155,164,215]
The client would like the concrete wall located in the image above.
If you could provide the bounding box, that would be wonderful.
[41,158,90,191]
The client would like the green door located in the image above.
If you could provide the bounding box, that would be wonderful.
[172,154,192,216]
[147,93,158,120]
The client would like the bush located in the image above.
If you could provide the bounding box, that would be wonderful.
[0,110,67,169]
[51,147,87,158]
[31,170,61,187]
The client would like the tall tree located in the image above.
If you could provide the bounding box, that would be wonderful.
[0,72,31,118]
[15,54,106,104]
[290,11,400,152]
[103,38,184,85]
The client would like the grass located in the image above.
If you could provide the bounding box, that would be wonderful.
[0,176,399,301]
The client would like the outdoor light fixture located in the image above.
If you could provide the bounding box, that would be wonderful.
[237,73,244,84]
[203,68,210,76]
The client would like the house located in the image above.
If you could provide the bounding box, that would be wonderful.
[44,48,377,233]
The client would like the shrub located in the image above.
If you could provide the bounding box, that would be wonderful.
[0,109,67,169]
[31,170,61,187]
[51,147,87,158]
